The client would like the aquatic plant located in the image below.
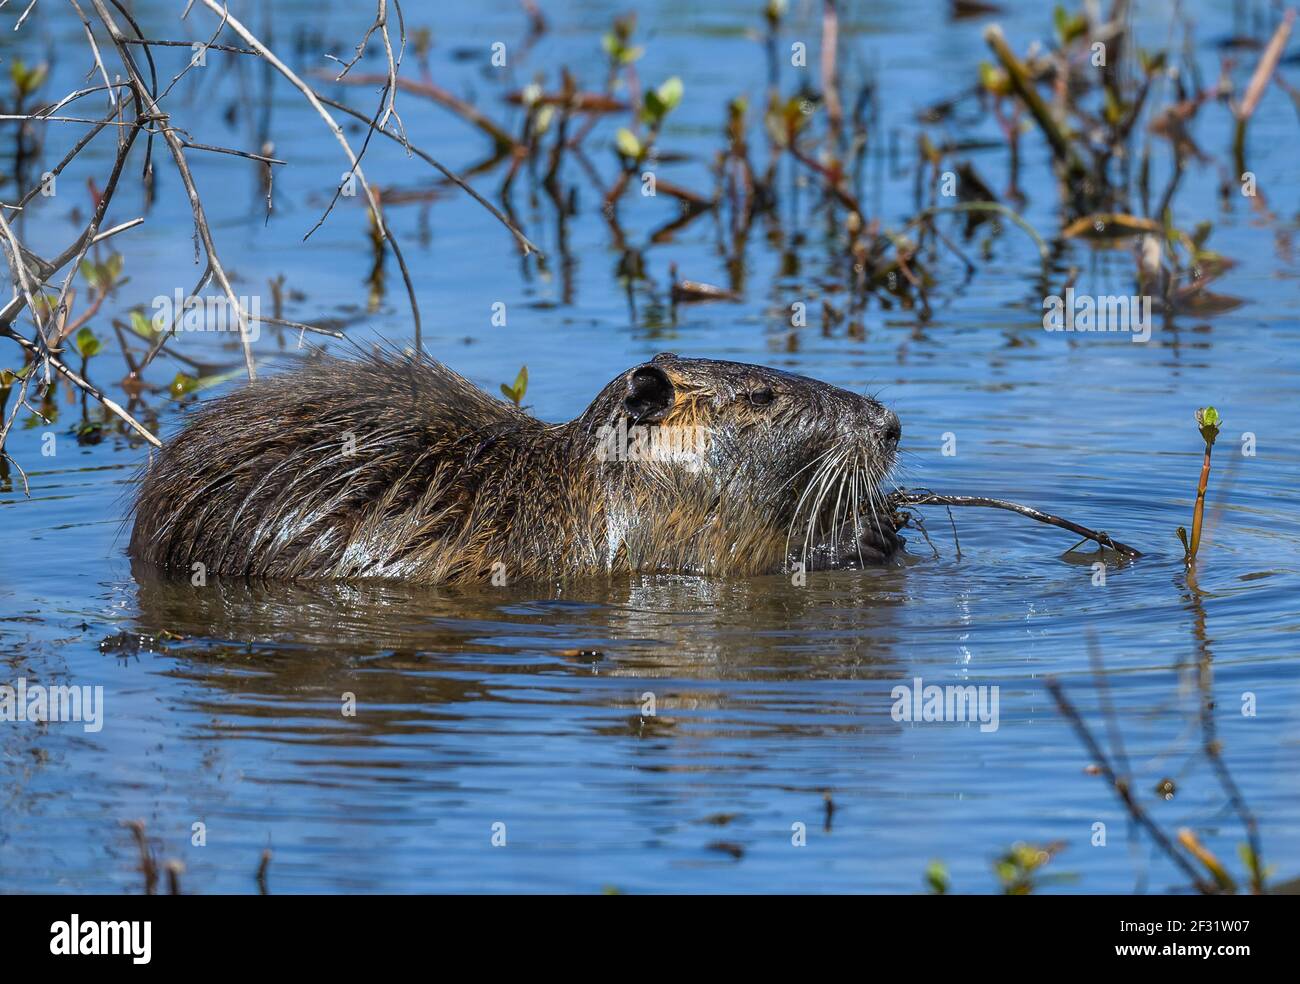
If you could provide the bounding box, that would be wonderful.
[1177,406,1221,565]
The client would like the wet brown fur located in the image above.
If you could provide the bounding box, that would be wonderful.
[129,350,901,583]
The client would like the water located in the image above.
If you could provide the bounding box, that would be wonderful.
[2,0,1298,893]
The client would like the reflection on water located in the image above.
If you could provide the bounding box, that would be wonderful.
[2,0,1300,892]
[125,565,914,765]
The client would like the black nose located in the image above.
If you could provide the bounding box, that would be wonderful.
[881,412,901,446]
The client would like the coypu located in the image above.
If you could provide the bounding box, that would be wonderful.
[129,350,903,582]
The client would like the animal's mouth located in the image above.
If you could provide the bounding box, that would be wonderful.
[795,513,903,570]
[834,516,903,567]
[784,449,901,571]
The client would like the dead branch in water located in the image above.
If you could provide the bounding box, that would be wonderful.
[123,819,159,895]
[1233,8,1297,174]
[256,848,272,895]
[889,489,1142,558]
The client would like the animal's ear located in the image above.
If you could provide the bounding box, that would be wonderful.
[624,365,675,423]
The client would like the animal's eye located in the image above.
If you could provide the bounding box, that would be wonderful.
[747,388,775,407]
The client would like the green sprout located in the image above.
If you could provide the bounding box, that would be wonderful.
[1179,406,1221,564]
[764,0,787,31]
[9,59,48,99]
[1052,5,1089,46]
[924,860,950,895]
[641,76,683,127]
[601,14,643,67]
[500,365,529,407]
[992,841,1066,895]
[169,373,201,400]
[614,127,643,162]
[78,253,124,293]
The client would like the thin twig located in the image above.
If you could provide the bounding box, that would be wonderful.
[890,489,1142,557]
[196,0,423,349]
[0,218,143,327]
[91,0,258,379]
[316,93,544,257]
[2,328,161,446]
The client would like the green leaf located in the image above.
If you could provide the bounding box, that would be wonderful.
[500,366,528,406]
[924,861,949,895]
[533,104,555,136]
[615,127,642,160]
[656,77,683,113]
[601,32,642,65]
[129,309,156,339]
[1195,406,1222,447]
[1237,843,1269,886]
[1103,89,1125,126]
[1138,49,1167,76]
[1,365,30,390]
[765,95,811,148]
[192,368,243,394]
[31,292,56,318]
[1053,5,1087,45]
[643,94,665,124]
[75,326,102,359]
[169,373,200,399]
[978,61,1010,96]
[79,259,99,290]
[9,59,48,97]
[75,419,105,444]
[642,77,683,125]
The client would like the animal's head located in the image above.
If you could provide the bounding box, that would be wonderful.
[574,353,902,572]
